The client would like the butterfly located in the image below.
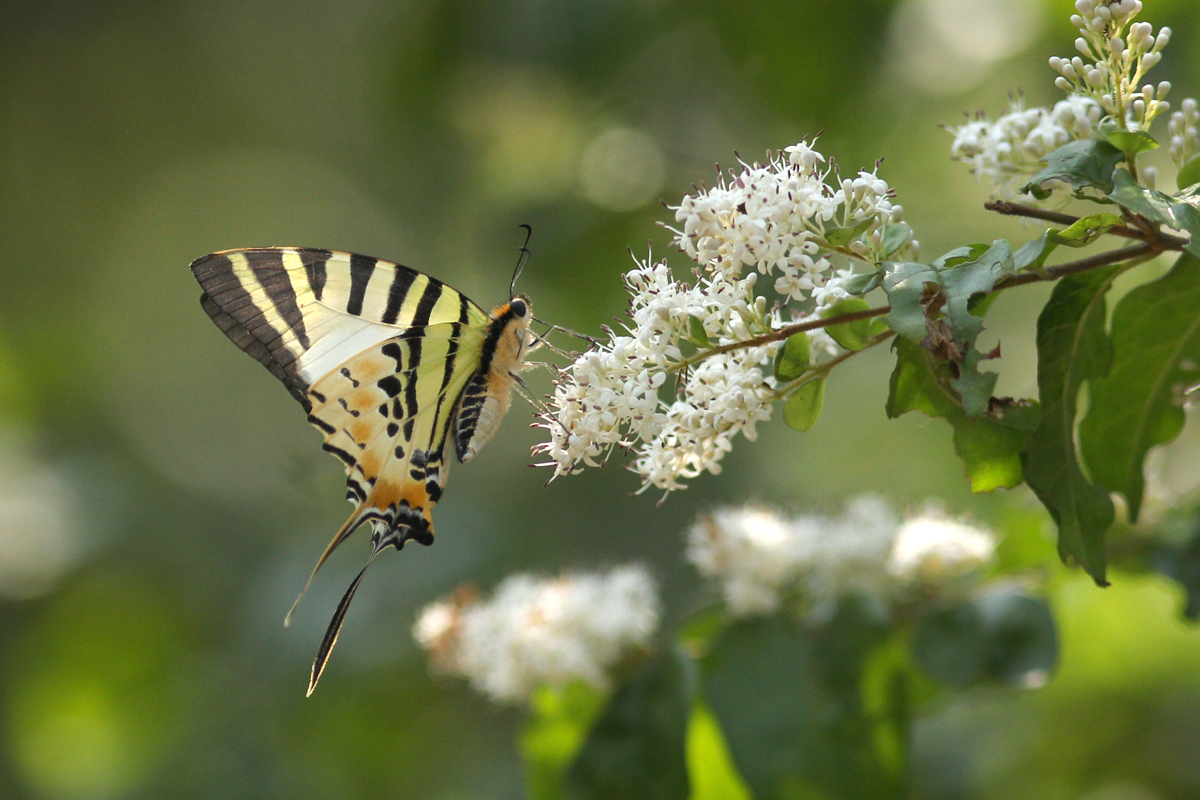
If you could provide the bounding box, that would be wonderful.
[192,245,535,694]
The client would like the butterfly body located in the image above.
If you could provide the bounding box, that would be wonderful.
[191,247,533,693]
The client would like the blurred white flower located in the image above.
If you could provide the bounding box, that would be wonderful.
[413,565,659,704]
[689,497,997,617]
[1168,97,1199,176]
[888,510,995,585]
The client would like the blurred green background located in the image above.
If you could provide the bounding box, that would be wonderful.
[2,0,1200,797]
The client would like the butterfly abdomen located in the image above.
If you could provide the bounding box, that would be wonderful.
[454,297,532,463]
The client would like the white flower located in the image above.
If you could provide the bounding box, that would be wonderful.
[413,565,659,704]
[1050,2,1171,130]
[888,511,995,585]
[534,139,909,494]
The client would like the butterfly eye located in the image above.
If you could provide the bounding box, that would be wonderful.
[511,298,528,318]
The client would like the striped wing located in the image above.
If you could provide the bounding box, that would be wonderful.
[192,247,488,409]
[192,247,493,693]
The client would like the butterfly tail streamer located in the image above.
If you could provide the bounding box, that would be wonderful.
[305,545,386,697]
[284,505,372,627]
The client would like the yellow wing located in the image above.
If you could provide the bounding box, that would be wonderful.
[192,247,493,693]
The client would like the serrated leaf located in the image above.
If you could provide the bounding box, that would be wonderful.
[882,261,939,343]
[822,297,874,351]
[883,241,1018,417]
[783,379,824,432]
[941,240,1018,416]
[773,332,810,382]
[688,315,710,347]
[567,648,692,800]
[1178,154,1200,192]
[1107,169,1200,259]
[1106,129,1160,156]
[1021,138,1125,200]
[887,337,1038,491]
[882,222,912,256]
[1078,254,1200,521]
[1020,267,1120,585]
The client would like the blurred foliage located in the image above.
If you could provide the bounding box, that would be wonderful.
[2,0,1200,798]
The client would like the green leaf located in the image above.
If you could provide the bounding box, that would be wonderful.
[940,240,1018,415]
[1020,267,1120,585]
[567,648,692,800]
[1079,254,1200,520]
[1106,129,1160,156]
[911,589,1058,688]
[1107,169,1200,259]
[1178,154,1200,192]
[702,616,898,800]
[688,315,710,347]
[910,601,986,686]
[1152,512,1200,620]
[882,241,1017,417]
[881,222,912,256]
[1054,212,1125,247]
[783,379,824,432]
[1021,138,1125,200]
[824,218,873,248]
[773,332,810,382]
[882,260,940,343]
[974,588,1058,687]
[1013,230,1059,272]
[523,683,608,800]
[821,297,874,351]
[686,702,753,800]
[845,268,884,296]
[887,337,1038,492]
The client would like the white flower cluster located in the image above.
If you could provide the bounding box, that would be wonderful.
[672,142,904,293]
[1050,1,1171,130]
[1169,97,1199,176]
[687,498,995,617]
[534,141,907,493]
[412,565,659,704]
[948,95,1102,199]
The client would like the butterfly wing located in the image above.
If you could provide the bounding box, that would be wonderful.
[192,247,492,692]
[191,247,487,408]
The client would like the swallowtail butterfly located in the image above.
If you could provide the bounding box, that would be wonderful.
[192,247,534,694]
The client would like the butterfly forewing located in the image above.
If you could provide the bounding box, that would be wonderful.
[192,248,490,408]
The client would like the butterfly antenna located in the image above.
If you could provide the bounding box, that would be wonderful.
[533,317,599,347]
[511,223,533,297]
